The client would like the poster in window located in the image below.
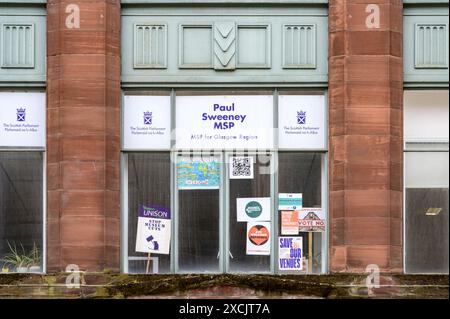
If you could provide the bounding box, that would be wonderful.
[246,221,271,255]
[175,95,274,150]
[230,156,254,179]
[177,156,220,190]
[298,208,326,232]
[0,92,46,148]
[123,95,171,150]
[278,236,303,271]
[278,193,303,210]
[281,210,299,235]
[237,197,271,222]
[135,205,171,254]
[278,95,326,149]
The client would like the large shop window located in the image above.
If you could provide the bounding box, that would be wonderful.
[0,92,45,274]
[404,90,449,274]
[121,91,328,274]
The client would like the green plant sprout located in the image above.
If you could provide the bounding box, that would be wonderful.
[1,241,41,272]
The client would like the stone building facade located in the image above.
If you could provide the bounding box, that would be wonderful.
[0,0,448,275]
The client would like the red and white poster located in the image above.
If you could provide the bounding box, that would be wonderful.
[246,222,271,255]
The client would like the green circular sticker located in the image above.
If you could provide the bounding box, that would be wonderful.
[245,201,263,218]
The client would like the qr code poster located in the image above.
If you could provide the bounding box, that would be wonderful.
[230,156,254,179]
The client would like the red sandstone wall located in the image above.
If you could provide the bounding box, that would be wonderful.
[328,0,403,272]
[46,0,121,272]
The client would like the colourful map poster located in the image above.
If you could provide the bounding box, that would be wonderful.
[177,156,220,190]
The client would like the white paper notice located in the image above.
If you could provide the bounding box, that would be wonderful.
[123,95,171,150]
[278,95,326,149]
[0,92,46,148]
[237,197,271,222]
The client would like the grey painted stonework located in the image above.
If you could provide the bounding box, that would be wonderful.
[0,5,46,87]
[404,5,449,86]
[121,4,328,86]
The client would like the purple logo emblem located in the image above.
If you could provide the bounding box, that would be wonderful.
[297,111,306,124]
[17,108,26,122]
[144,111,152,125]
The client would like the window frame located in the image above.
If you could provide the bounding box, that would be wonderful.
[174,150,224,274]
[120,89,329,274]
[403,88,450,274]
[275,151,328,275]
[0,89,46,274]
[224,150,275,274]
[0,148,46,274]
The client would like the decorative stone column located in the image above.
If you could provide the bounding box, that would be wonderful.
[328,0,403,272]
[46,0,121,271]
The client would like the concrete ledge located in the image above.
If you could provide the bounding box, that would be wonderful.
[0,273,448,299]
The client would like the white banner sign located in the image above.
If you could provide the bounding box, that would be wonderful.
[135,205,171,254]
[0,92,45,148]
[246,221,271,255]
[123,95,171,150]
[278,95,326,149]
[237,197,271,222]
[176,95,274,150]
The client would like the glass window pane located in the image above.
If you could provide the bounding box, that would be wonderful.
[404,90,449,141]
[405,151,449,273]
[177,154,221,272]
[229,154,272,272]
[127,152,171,273]
[405,152,449,188]
[278,152,323,274]
[0,152,43,273]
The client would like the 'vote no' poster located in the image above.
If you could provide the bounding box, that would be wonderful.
[136,205,171,254]
[298,208,326,232]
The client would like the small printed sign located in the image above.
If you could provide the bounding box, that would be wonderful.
[298,208,326,232]
[0,92,46,148]
[246,221,271,255]
[281,210,299,235]
[278,95,326,150]
[237,197,271,222]
[135,205,171,254]
[278,193,302,210]
[278,237,303,271]
[123,95,171,150]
